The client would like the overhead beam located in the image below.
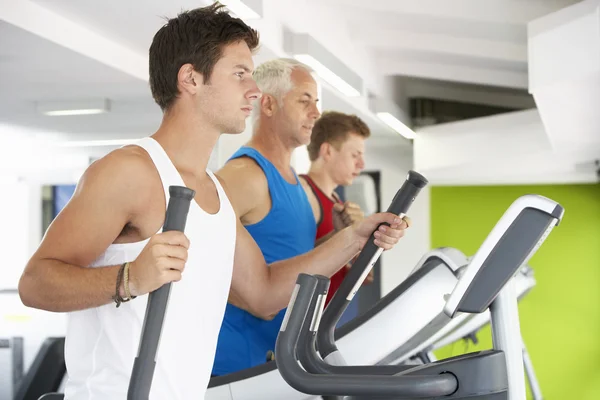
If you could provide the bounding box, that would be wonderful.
[340,7,526,44]
[413,108,599,185]
[354,29,527,63]
[377,56,528,89]
[311,0,581,25]
[0,0,148,81]
[398,77,535,109]
[414,109,550,171]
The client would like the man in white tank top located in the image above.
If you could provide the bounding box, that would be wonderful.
[18,4,409,399]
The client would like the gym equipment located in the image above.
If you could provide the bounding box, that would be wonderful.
[402,264,544,400]
[128,185,195,400]
[318,171,428,365]
[12,337,65,400]
[206,249,541,399]
[393,261,536,364]
[378,256,544,400]
[276,194,563,399]
[289,214,536,398]
[0,334,24,398]
[1,282,68,399]
[205,247,461,399]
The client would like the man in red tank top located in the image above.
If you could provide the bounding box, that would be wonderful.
[300,111,372,306]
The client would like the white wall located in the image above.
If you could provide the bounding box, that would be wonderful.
[0,126,74,290]
[0,181,31,290]
[414,109,599,186]
[0,125,72,396]
[363,142,431,296]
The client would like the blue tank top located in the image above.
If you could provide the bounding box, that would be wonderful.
[212,147,316,376]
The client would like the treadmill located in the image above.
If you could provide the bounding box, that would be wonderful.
[276,194,564,399]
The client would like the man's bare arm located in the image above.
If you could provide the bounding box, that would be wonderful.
[314,231,335,246]
[228,213,406,320]
[218,158,405,319]
[18,148,188,312]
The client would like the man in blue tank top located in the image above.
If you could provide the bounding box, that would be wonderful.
[213,58,351,376]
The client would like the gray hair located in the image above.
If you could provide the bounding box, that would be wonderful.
[251,58,314,120]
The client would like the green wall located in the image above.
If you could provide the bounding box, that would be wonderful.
[431,184,600,400]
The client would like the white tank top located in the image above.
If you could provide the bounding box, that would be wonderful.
[63,137,237,399]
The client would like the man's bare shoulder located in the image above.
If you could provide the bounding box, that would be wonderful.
[217,157,267,194]
[216,156,268,218]
[78,145,159,206]
[298,175,312,193]
[220,156,265,177]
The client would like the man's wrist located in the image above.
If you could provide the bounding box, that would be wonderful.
[341,225,362,255]
[117,262,138,299]
[125,261,139,297]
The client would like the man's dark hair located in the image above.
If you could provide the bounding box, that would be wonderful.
[149,3,260,111]
[307,111,371,161]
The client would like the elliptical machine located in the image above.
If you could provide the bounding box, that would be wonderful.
[276,194,564,399]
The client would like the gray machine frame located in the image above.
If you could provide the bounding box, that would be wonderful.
[443,195,562,399]
[204,248,463,399]
[276,194,564,399]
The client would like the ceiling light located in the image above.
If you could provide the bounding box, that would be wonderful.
[370,96,415,139]
[218,0,262,20]
[293,54,361,97]
[285,31,363,98]
[45,109,107,116]
[36,99,110,117]
[377,112,416,139]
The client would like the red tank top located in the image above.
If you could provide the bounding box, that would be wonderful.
[301,174,348,306]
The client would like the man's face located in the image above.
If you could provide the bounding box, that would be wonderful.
[274,68,320,147]
[197,41,261,134]
[326,132,366,186]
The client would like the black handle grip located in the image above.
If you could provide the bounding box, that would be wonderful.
[317,170,428,359]
[128,186,195,400]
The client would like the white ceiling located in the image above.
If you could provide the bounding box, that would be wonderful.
[0,0,596,185]
[318,0,581,88]
[0,19,160,137]
[0,0,581,134]
[29,0,204,56]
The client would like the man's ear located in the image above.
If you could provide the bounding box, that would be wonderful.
[177,63,201,95]
[320,142,332,161]
[260,94,278,117]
